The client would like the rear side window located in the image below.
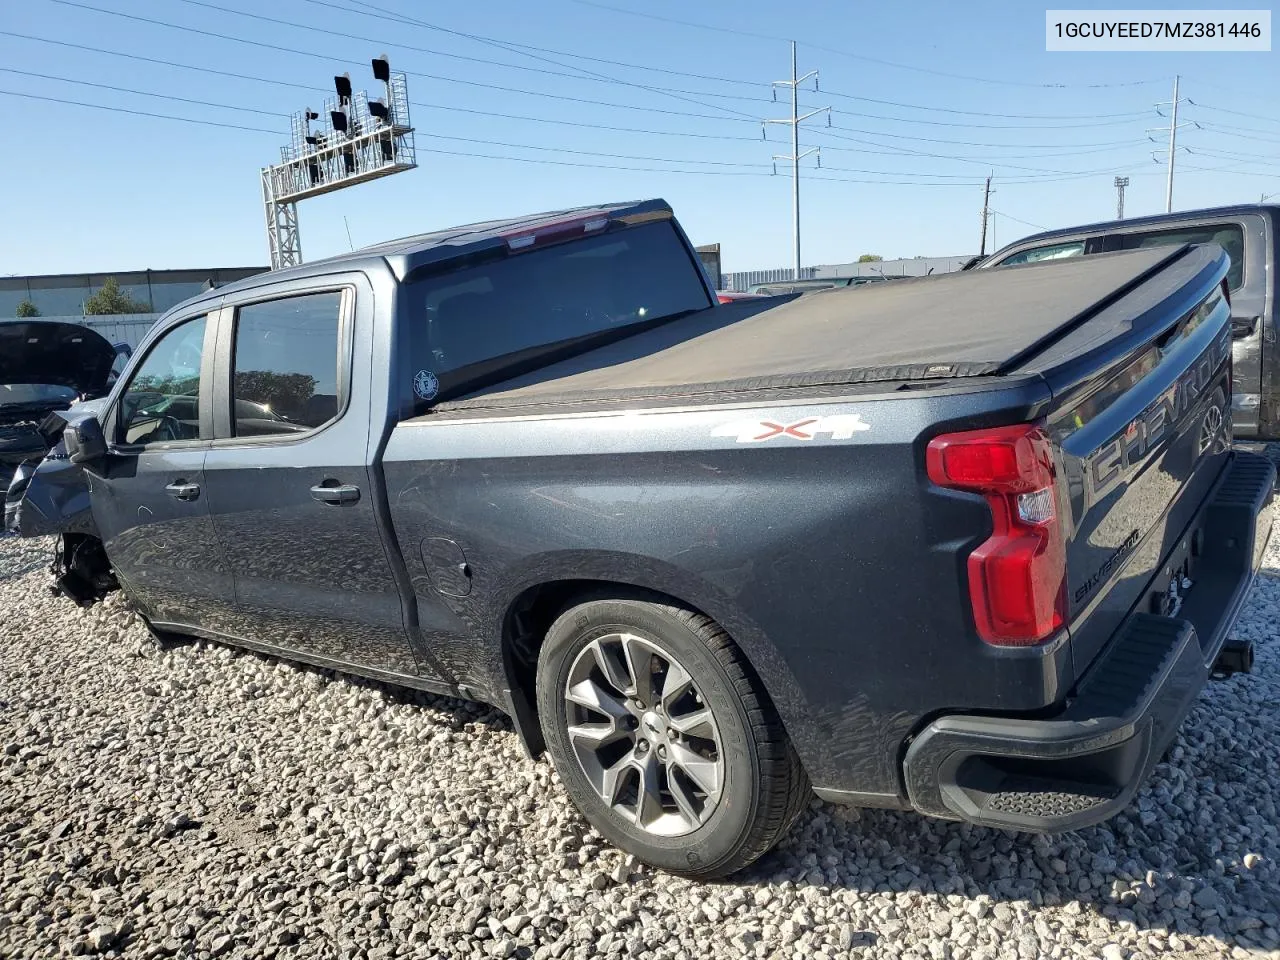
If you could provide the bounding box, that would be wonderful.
[405,221,711,403]
[1118,223,1245,291]
[231,292,342,437]
[997,241,1086,267]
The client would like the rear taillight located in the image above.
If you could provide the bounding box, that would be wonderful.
[926,424,1067,646]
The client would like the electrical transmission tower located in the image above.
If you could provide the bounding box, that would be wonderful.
[763,42,830,281]
[1148,75,1196,214]
[1114,176,1129,219]
[261,55,417,270]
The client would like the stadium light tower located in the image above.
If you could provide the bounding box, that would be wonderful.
[261,55,417,270]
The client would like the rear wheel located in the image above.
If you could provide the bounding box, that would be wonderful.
[536,596,808,878]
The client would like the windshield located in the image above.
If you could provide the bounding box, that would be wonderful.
[0,383,77,406]
[404,220,711,405]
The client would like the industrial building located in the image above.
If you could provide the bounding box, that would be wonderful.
[0,266,268,347]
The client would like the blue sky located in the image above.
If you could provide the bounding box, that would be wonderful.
[1,0,1278,275]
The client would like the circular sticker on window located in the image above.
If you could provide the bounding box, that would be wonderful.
[413,369,439,401]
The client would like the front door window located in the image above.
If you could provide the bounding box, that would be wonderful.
[118,316,208,445]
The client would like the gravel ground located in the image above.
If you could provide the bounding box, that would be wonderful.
[1,531,1278,960]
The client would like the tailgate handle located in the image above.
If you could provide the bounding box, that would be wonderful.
[310,482,361,505]
[1232,315,1259,339]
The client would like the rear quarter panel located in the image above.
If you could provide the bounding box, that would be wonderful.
[382,381,1061,803]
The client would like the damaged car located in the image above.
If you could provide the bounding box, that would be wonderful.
[1,320,129,502]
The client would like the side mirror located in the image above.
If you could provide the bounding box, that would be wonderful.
[64,416,107,464]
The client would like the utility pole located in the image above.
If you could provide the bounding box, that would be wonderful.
[978,175,994,256]
[1149,75,1194,215]
[1164,75,1180,213]
[764,42,829,280]
[1114,176,1130,219]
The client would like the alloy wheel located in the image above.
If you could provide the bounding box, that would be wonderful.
[562,632,724,837]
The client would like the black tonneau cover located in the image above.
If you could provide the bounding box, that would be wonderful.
[437,244,1195,413]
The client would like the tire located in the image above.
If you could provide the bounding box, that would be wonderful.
[536,595,809,878]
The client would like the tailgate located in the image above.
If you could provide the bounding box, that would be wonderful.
[1039,246,1233,674]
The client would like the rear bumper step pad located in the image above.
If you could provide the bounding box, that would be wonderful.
[902,450,1274,833]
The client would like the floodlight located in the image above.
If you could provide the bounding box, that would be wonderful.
[334,73,352,101]
[372,54,391,82]
[330,109,348,133]
[305,109,320,121]
[368,99,389,122]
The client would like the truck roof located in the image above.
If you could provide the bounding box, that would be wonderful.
[186,199,671,308]
[983,202,1280,263]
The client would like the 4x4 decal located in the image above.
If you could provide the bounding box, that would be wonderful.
[711,414,870,443]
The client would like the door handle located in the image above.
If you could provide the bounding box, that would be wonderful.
[164,481,201,501]
[310,482,361,505]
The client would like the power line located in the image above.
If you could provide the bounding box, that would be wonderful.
[6,27,1159,162]
[300,0,764,88]
[570,0,782,42]
[1185,146,1280,164]
[47,0,1158,136]
[0,67,291,118]
[1198,121,1280,145]
[0,89,284,134]
[410,145,1128,186]
[171,0,764,123]
[3,62,1116,183]
[814,89,1153,122]
[0,51,1157,180]
[429,133,769,169]
[40,0,776,126]
[822,107,1149,131]
[304,0,1170,126]
[816,122,1148,150]
[569,0,1166,89]
[0,31,327,96]
[0,84,1153,188]
[0,32,760,145]
[990,210,1048,231]
[319,0,1158,123]
[1193,101,1280,126]
[814,127,1151,177]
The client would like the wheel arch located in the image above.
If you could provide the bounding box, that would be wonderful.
[491,552,816,767]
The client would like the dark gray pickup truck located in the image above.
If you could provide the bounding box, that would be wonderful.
[12,199,1273,877]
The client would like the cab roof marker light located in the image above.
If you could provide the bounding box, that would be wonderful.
[502,214,614,253]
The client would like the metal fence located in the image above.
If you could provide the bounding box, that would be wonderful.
[721,267,819,291]
[722,255,976,291]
